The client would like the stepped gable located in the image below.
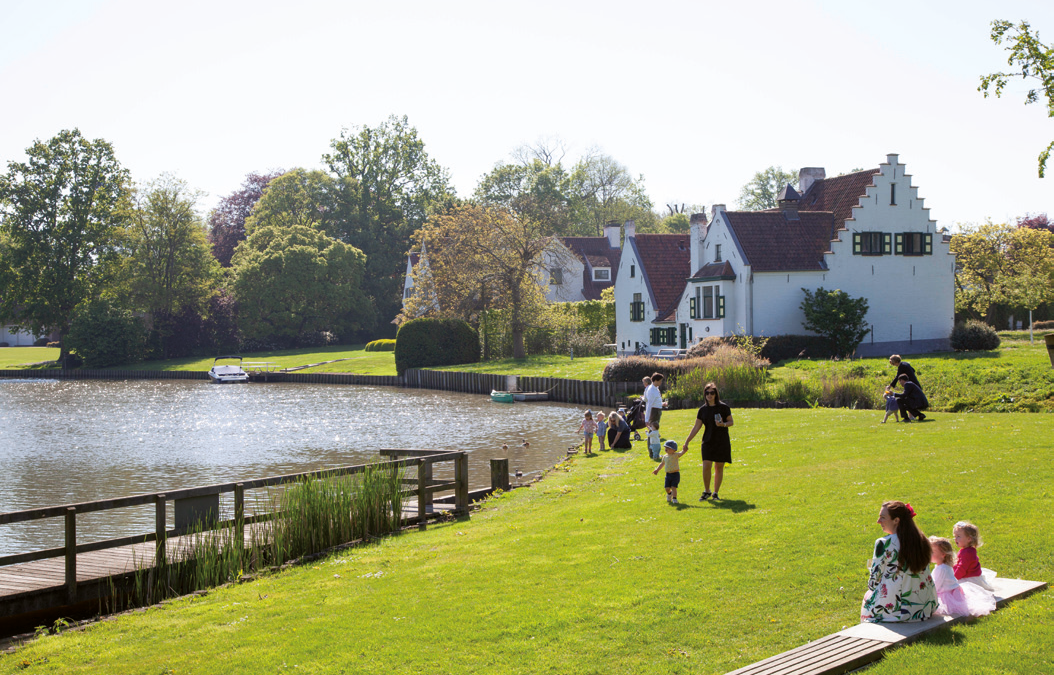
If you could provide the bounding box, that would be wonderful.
[724,211,836,272]
[559,236,622,300]
[798,168,879,225]
[634,233,691,321]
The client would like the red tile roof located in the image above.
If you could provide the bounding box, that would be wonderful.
[559,236,623,301]
[689,260,736,280]
[632,234,692,321]
[723,210,836,272]
[798,168,878,225]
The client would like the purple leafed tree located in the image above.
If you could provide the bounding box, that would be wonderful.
[1017,212,1052,234]
[207,171,284,266]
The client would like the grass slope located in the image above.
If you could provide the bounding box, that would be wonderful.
[3,410,1051,674]
[0,347,59,369]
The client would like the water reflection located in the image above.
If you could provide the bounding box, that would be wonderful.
[0,379,585,555]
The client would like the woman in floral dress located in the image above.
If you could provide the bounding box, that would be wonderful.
[861,500,937,623]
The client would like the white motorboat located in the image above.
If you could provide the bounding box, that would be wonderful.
[208,356,249,383]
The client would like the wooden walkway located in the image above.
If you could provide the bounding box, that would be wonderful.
[726,577,1048,675]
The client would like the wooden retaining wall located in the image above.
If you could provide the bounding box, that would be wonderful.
[0,369,209,380]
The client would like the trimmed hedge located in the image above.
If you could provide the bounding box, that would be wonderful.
[760,335,836,363]
[395,318,479,375]
[365,339,396,352]
[950,320,1000,351]
[1032,320,1054,330]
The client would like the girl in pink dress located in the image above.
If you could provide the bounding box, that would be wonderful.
[953,520,996,590]
[929,536,996,617]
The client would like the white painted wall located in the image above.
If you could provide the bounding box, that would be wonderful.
[541,242,586,302]
[613,237,654,353]
[0,325,39,346]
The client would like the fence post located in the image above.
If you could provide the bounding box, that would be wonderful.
[64,507,77,603]
[490,458,510,492]
[155,494,167,568]
[417,459,427,530]
[234,483,245,551]
[455,453,469,514]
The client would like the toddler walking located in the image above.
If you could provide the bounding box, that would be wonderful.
[882,387,900,423]
[929,536,996,617]
[595,412,607,451]
[647,421,661,461]
[652,440,688,504]
[577,410,597,455]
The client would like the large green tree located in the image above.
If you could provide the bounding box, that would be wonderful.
[243,169,343,238]
[980,20,1054,177]
[738,166,797,211]
[119,175,221,358]
[0,129,130,362]
[231,224,372,345]
[323,115,453,333]
[568,151,655,235]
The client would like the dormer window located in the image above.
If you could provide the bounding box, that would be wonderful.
[593,268,610,281]
[714,244,722,262]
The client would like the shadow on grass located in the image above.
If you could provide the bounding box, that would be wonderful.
[706,498,756,513]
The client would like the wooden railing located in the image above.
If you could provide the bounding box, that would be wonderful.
[0,451,467,603]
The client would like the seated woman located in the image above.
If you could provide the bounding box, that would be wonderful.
[861,500,937,623]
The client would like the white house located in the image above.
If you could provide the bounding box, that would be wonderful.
[1,324,40,346]
[615,154,955,357]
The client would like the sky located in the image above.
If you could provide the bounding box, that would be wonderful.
[0,0,1051,230]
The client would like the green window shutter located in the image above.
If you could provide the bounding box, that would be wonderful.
[649,328,657,345]
[717,295,726,318]
[883,233,892,255]
[923,233,933,254]
[689,297,697,319]
[852,232,862,254]
[894,233,903,255]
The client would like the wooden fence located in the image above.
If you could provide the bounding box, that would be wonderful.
[0,452,467,615]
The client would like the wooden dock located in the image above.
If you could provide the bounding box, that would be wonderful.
[725,577,1048,675]
[0,451,470,632]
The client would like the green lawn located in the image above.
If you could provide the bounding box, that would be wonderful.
[3,409,1051,674]
[431,354,611,380]
[114,345,397,376]
[0,347,59,369]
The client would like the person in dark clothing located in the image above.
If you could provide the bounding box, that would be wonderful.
[888,355,920,389]
[607,412,633,449]
[894,374,929,422]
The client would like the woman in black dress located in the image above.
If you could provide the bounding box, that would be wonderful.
[683,382,733,501]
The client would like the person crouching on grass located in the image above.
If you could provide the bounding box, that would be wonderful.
[652,440,688,504]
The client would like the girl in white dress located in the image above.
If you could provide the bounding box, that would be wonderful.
[929,536,996,618]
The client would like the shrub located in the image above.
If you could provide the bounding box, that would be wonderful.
[1032,320,1054,330]
[671,363,770,402]
[65,299,147,368]
[816,374,878,409]
[365,339,396,352]
[950,320,1001,351]
[395,318,479,375]
[602,346,769,384]
[686,336,727,358]
[295,331,337,348]
[799,287,870,357]
[34,337,50,347]
[761,334,837,363]
[771,377,819,403]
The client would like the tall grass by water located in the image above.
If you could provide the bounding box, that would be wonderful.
[106,463,405,613]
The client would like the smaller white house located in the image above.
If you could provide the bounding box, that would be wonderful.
[616,155,956,357]
[1,324,39,346]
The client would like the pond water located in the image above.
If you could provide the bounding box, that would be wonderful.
[0,379,587,556]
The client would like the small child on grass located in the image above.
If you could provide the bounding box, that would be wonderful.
[882,387,900,423]
[647,421,661,461]
[577,410,597,455]
[652,440,688,504]
[595,412,607,451]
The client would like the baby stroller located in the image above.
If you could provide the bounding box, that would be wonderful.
[621,397,648,441]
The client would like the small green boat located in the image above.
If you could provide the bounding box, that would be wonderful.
[490,390,515,403]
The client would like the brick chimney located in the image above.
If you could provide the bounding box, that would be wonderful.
[623,219,636,239]
[690,213,708,273]
[798,167,825,195]
[603,221,621,248]
[777,184,800,221]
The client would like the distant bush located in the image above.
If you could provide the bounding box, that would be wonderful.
[1032,320,1054,330]
[950,320,1001,351]
[0,342,8,348]
[395,318,479,375]
[34,337,50,347]
[603,346,769,385]
[65,300,147,368]
[761,335,837,363]
[686,336,727,358]
[365,339,396,352]
[295,331,337,348]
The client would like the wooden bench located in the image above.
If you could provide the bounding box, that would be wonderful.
[725,578,1047,675]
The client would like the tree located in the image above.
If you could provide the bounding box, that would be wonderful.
[231,223,371,345]
[242,169,343,238]
[979,20,1054,177]
[119,175,222,358]
[0,129,130,363]
[474,160,574,234]
[738,166,797,211]
[568,151,655,235]
[65,298,147,368]
[799,287,871,357]
[207,172,283,267]
[1000,225,1054,342]
[406,205,567,358]
[1018,212,1053,233]
[323,115,453,333]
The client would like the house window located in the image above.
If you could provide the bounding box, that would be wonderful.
[895,232,932,256]
[403,287,412,299]
[630,292,645,322]
[550,267,563,285]
[703,286,714,319]
[630,264,635,278]
[714,244,722,262]
[890,183,896,205]
[693,284,725,319]
[852,232,890,256]
[649,327,677,346]
[593,268,610,281]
